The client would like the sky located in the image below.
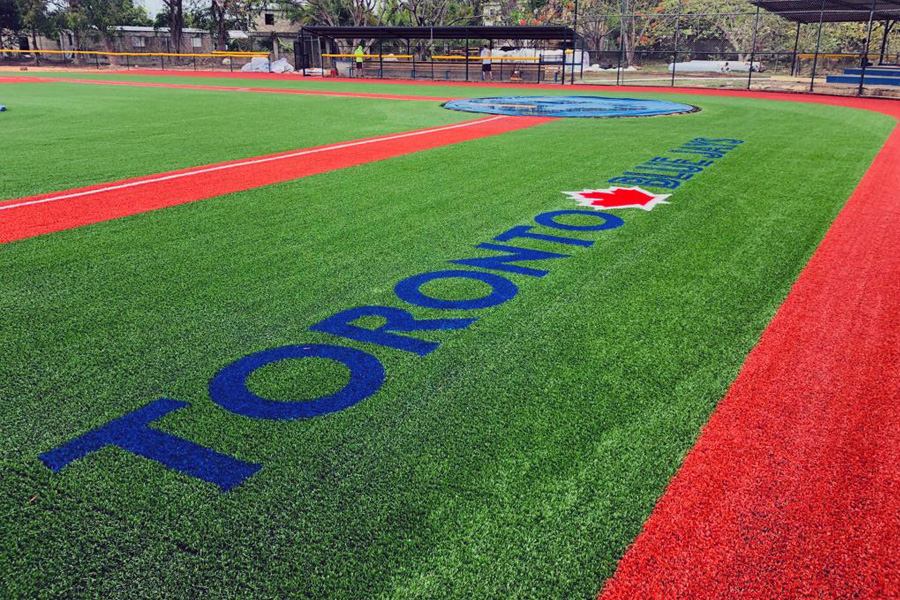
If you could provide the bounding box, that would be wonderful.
[136,0,166,17]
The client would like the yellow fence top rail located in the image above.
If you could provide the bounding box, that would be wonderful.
[210,51,268,56]
[796,53,898,59]
[322,53,413,58]
[320,53,545,61]
[0,48,269,58]
[432,55,540,61]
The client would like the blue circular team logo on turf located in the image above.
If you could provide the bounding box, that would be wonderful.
[443,96,697,118]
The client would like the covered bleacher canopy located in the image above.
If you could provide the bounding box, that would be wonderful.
[751,0,900,23]
[753,0,899,87]
[299,26,578,42]
[298,25,582,83]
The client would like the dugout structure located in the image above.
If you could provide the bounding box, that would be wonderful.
[296,26,581,84]
[752,0,900,92]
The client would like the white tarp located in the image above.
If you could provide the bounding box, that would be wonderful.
[482,48,590,71]
[240,57,295,73]
[668,60,763,73]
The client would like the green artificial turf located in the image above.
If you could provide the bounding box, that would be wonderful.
[0,82,473,200]
[0,80,895,599]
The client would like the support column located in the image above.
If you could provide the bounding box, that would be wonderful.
[809,0,827,92]
[858,0,878,95]
[790,21,801,76]
[671,0,682,87]
[747,5,761,89]
[465,30,470,82]
[571,0,579,84]
[878,20,891,65]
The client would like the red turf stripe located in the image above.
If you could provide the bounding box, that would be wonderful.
[0,76,453,101]
[598,103,900,599]
[0,115,553,244]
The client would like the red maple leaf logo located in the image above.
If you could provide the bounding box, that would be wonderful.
[562,187,670,211]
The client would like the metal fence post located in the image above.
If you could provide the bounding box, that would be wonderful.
[809,0,827,92]
[878,20,891,64]
[748,5,761,89]
[858,0,878,95]
[790,21,801,76]
[571,0,579,84]
[465,31,469,82]
[671,0,682,87]
[616,15,624,86]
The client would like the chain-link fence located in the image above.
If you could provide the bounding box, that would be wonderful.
[577,4,900,96]
[0,49,273,72]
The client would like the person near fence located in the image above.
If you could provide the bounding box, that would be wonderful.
[481,45,493,82]
[354,44,364,77]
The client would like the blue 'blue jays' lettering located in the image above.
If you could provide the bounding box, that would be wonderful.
[608,137,744,190]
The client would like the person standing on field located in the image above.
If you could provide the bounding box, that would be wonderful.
[354,44,365,77]
[480,45,493,81]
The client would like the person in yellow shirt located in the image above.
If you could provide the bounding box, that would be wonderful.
[354,44,364,77]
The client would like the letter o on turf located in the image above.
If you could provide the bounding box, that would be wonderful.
[395,269,518,310]
[534,209,624,231]
[209,344,385,420]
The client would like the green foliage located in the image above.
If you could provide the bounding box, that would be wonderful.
[54,0,150,46]
[0,0,23,37]
[153,0,211,31]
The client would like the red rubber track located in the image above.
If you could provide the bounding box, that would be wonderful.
[0,115,552,244]
[0,76,453,101]
[597,98,900,597]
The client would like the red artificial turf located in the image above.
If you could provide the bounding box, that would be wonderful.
[598,99,900,599]
[0,115,553,244]
[0,76,454,101]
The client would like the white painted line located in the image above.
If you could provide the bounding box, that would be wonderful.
[0,116,507,211]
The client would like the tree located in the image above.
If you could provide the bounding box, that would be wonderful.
[209,0,264,51]
[163,0,183,52]
[0,0,24,48]
[394,0,478,56]
[56,0,150,64]
[279,0,376,53]
[16,0,56,63]
[281,0,479,55]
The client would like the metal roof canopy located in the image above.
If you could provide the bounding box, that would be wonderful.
[752,0,900,23]
[299,25,577,41]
